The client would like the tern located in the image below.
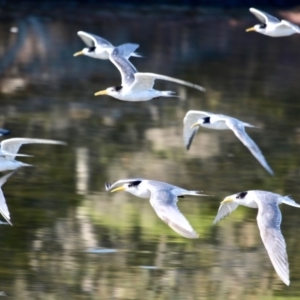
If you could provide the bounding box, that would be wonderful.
[105,178,209,238]
[183,110,273,175]
[0,138,66,172]
[214,190,300,285]
[73,31,141,59]
[94,47,205,101]
[246,7,300,37]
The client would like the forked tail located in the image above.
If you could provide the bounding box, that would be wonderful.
[185,191,211,197]
[282,195,300,207]
[160,91,177,97]
[20,162,33,168]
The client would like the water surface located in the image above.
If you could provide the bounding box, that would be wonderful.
[0,7,300,299]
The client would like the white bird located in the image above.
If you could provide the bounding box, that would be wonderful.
[0,138,66,172]
[214,190,300,286]
[73,31,141,59]
[94,46,205,101]
[0,171,16,225]
[183,110,273,175]
[105,178,209,238]
[246,7,300,37]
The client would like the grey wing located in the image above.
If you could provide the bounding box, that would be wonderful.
[226,119,274,175]
[183,110,210,150]
[149,189,198,239]
[130,73,156,91]
[281,20,300,33]
[256,198,289,285]
[213,202,239,225]
[132,72,205,92]
[0,171,15,225]
[109,47,137,86]
[1,138,66,160]
[105,178,145,191]
[116,43,140,59]
[249,8,280,24]
[77,31,113,48]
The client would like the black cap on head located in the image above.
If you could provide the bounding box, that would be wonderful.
[237,191,247,199]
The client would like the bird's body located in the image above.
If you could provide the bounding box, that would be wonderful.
[0,138,66,172]
[105,178,208,238]
[74,31,141,59]
[183,110,273,175]
[246,8,300,37]
[94,47,205,101]
[214,190,300,286]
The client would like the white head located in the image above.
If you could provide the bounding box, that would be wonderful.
[246,24,267,33]
[94,86,123,97]
[73,46,97,58]
[191,117,210,128]
[222,191,260,208]
[109,180,149,198]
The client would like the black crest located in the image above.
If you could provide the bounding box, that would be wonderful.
[203,117,210,124]
[88,46,96,52]
[128,180,142,188]
[237,191,247,199]
[260,24,267,29]
[114,86,123,92]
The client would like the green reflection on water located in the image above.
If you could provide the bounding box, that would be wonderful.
[0,6,299,299]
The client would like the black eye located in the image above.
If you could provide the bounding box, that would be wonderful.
[114,86,123,92]
[202,117,210,124]
[260,24,266,29]
[237,191,247,199]
[128,180,141,187]
[88,46,96,52]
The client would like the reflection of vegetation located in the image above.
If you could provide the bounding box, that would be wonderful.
[0,7,299,299]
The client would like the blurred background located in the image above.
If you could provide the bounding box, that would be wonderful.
[0,1,300,299]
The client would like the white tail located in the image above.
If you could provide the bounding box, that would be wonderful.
[19,162,33,168]
[186,191,211,197]
[282,196,300,207]
[160,91,177,97]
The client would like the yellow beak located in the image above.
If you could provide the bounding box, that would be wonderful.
[111,186,126,193]
[94,90,108,96]
[73,51,84,57]
[191,122,200,129]
[221,196,234,204]
[246,27,256,32]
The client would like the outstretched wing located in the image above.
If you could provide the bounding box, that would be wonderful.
[150,189,198,238]
[213,202,239,224]
[77,31,113,48]
[1,138,66,160]
[116,43,141,59]
[249,8,280,24]
[225,119,274,175]
[281,20,300,33]
[256,193,290,285]
[130,72,206,92]
[0,171,16,225]
[109,47,137,86]
[183,110,210,150]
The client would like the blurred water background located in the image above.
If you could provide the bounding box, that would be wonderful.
[0,3,299,299]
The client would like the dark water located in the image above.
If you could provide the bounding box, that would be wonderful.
[0,7,300,299]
